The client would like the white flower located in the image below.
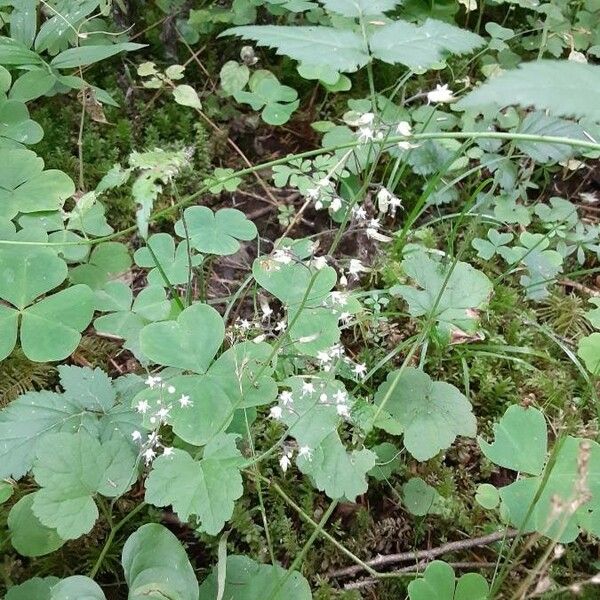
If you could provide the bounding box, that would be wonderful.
[357,112,375,126]
[279,390,294,406]
[147,431,160,446]
[348,259,368,276]
[353,363,367,378]
[337,404,350,417]
[275,319,287,332]
[339,274,348,287]
[136,400,150,414]
[238,318,252,330]
[569,50,587,63]
[253,334,267,343]
[167,385,176,394]
[306,187,320,200]
[272,249,293,264]
[131,430,142,442]
[352,205,368,220]
[260,299,273,320]
[302,381,315,395]
[279,453,292,472]
[162,446,174,457]
[427,84,455,104]
[396,121,412,137]
[358,126,375,143]
[145,375,162,388]
[330,196,342,212]
[313,255,327,270]
[377,188,402,215]
[319,393,328,403]
[317,350,332,365]
[333,389,348,404]
[330,291,348,305]
[315,200,324,210]
[178,394,192,408]
[298,445,313,461]
[339,311,351,324]
[143,448,156,464]
[270,406,283,419]
[156,407,170,421]
[369,218,381,229]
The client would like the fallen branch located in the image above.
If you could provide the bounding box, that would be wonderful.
[329,529,519,579]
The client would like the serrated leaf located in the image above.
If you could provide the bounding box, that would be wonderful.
[221,26,368,72]
[140,303,225,373]
[369,19,485,71]
[122,523,199,600]
[374,367,476,461]
[144,434,244,534]
[319,0,402,16]
[175,206,257,256]
[479,405,547,475]
[457,60,600,121]
[199,555,312,600]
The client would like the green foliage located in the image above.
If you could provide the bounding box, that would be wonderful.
[408,561,489,599]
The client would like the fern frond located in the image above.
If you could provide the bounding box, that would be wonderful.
[0,350,57,405]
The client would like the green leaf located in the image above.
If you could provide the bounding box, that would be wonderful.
[9,68,57,103]
[199,555,312,600]
[122,523,199,600]
[9,0,36,48]
[408,561,489,600]
[402,477,443,516]
[368,442,401,481]
[0,479,13,502]
[369,19,485,71]
[5,577,59,600]
[457,60,600,121]
[50,43,146,69]
[58,364,116,412]
[175,206,257,255]
[221,26,368,73]
[173,84,202,109]
[374,368,476,461]
[144,434,244,534]
[134,233,203,287]
[320,0,402,16]
[475,483,500,509]
[0,36,41,65]
[8,494,65,557]
[391,251,492,338]
[50,576,107,600]
[220,60,250,95]
[578,332,600,374]
[479,405,547,475]
[0,149,75,219]
[32,431,137,539]
[140,302,224,373]
[0,98,44,148]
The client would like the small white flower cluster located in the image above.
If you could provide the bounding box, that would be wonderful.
[278,444,313,472]
[377,187,403,217]
[306,176,343,212]
[133,376,193,464]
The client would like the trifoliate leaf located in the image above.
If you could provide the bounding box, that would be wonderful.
[369,19,485,72]
[144,434,244,535]
[199,555,312,600]
[32,431,137,539]
[479,405,547,475]
[391,251,492,338]
[5,577,59,600]
[222,26,368,72]
[220,60,250,95]
[50,576,106,600]
[69,241,132,290]
[122,523,199,600]
[471,229,513,260]
[8,494,65,557]
[175,206,257,256]
[140,303,225,373]
[408,561,489,600]
[134,233,203,286]
[374,368,476,461]
[319,0,402,16]
[402,477,443,516]
[0,149,74,219]
[457,60,600,121]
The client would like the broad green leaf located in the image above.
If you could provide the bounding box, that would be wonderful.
[133,374,234,445]
[0,303,18,358]
[32,431,136,539]
[20,284,94,362]
[578,332,600,374]
[479,405,547,475]
[9,0,36,48]
[173,84,202,108]
[408,561,489,600]
[369,19,485,71]
[50,42,146,69]
[220,60,250,94]
[0,98,44,147]
[145,434,244,534]
[59,364,116,412]
[391,251,492,338]
[402,477,442,516]
[134,232,202,286]
[0,479,13,502]
[0,149,75,219]
[69,241,132,290]
[8,494,65,557]
[320,0,402,16]
[9,68,58,103]
[67,200,113,236]
[199,555,312,600]
[175,206,257,255]
[5,577,59,600]
[368,442,401,481]
[0,36,41,65]
[122,523,199,600]
[50,576,107,600]
[374,368,476,461]
[457,60,600,121]
[140,303,225,373]
[475,483,500,509]
[221,26,368,73]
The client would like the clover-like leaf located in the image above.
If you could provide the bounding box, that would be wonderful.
[31,431,137,539]
[479,405,547,475]
[392,251,492,339]
[408,561,489,600]
[175,206,257,256]
[144,433,244,535]
[578,332,600,374]
[402,477,443,516]
[234,74,299,125]
[0,97,43,148]
[69,241,131,290]
[140,302,225,373]
[374,368,476,461]
[0,366,145,479]
[122,524,199,600]
[133,232,202,286]
[199,555,312,600]
[8,494,65,557]
[471,229,514,260]
[5,577,59,600]
[0,149,74,219]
